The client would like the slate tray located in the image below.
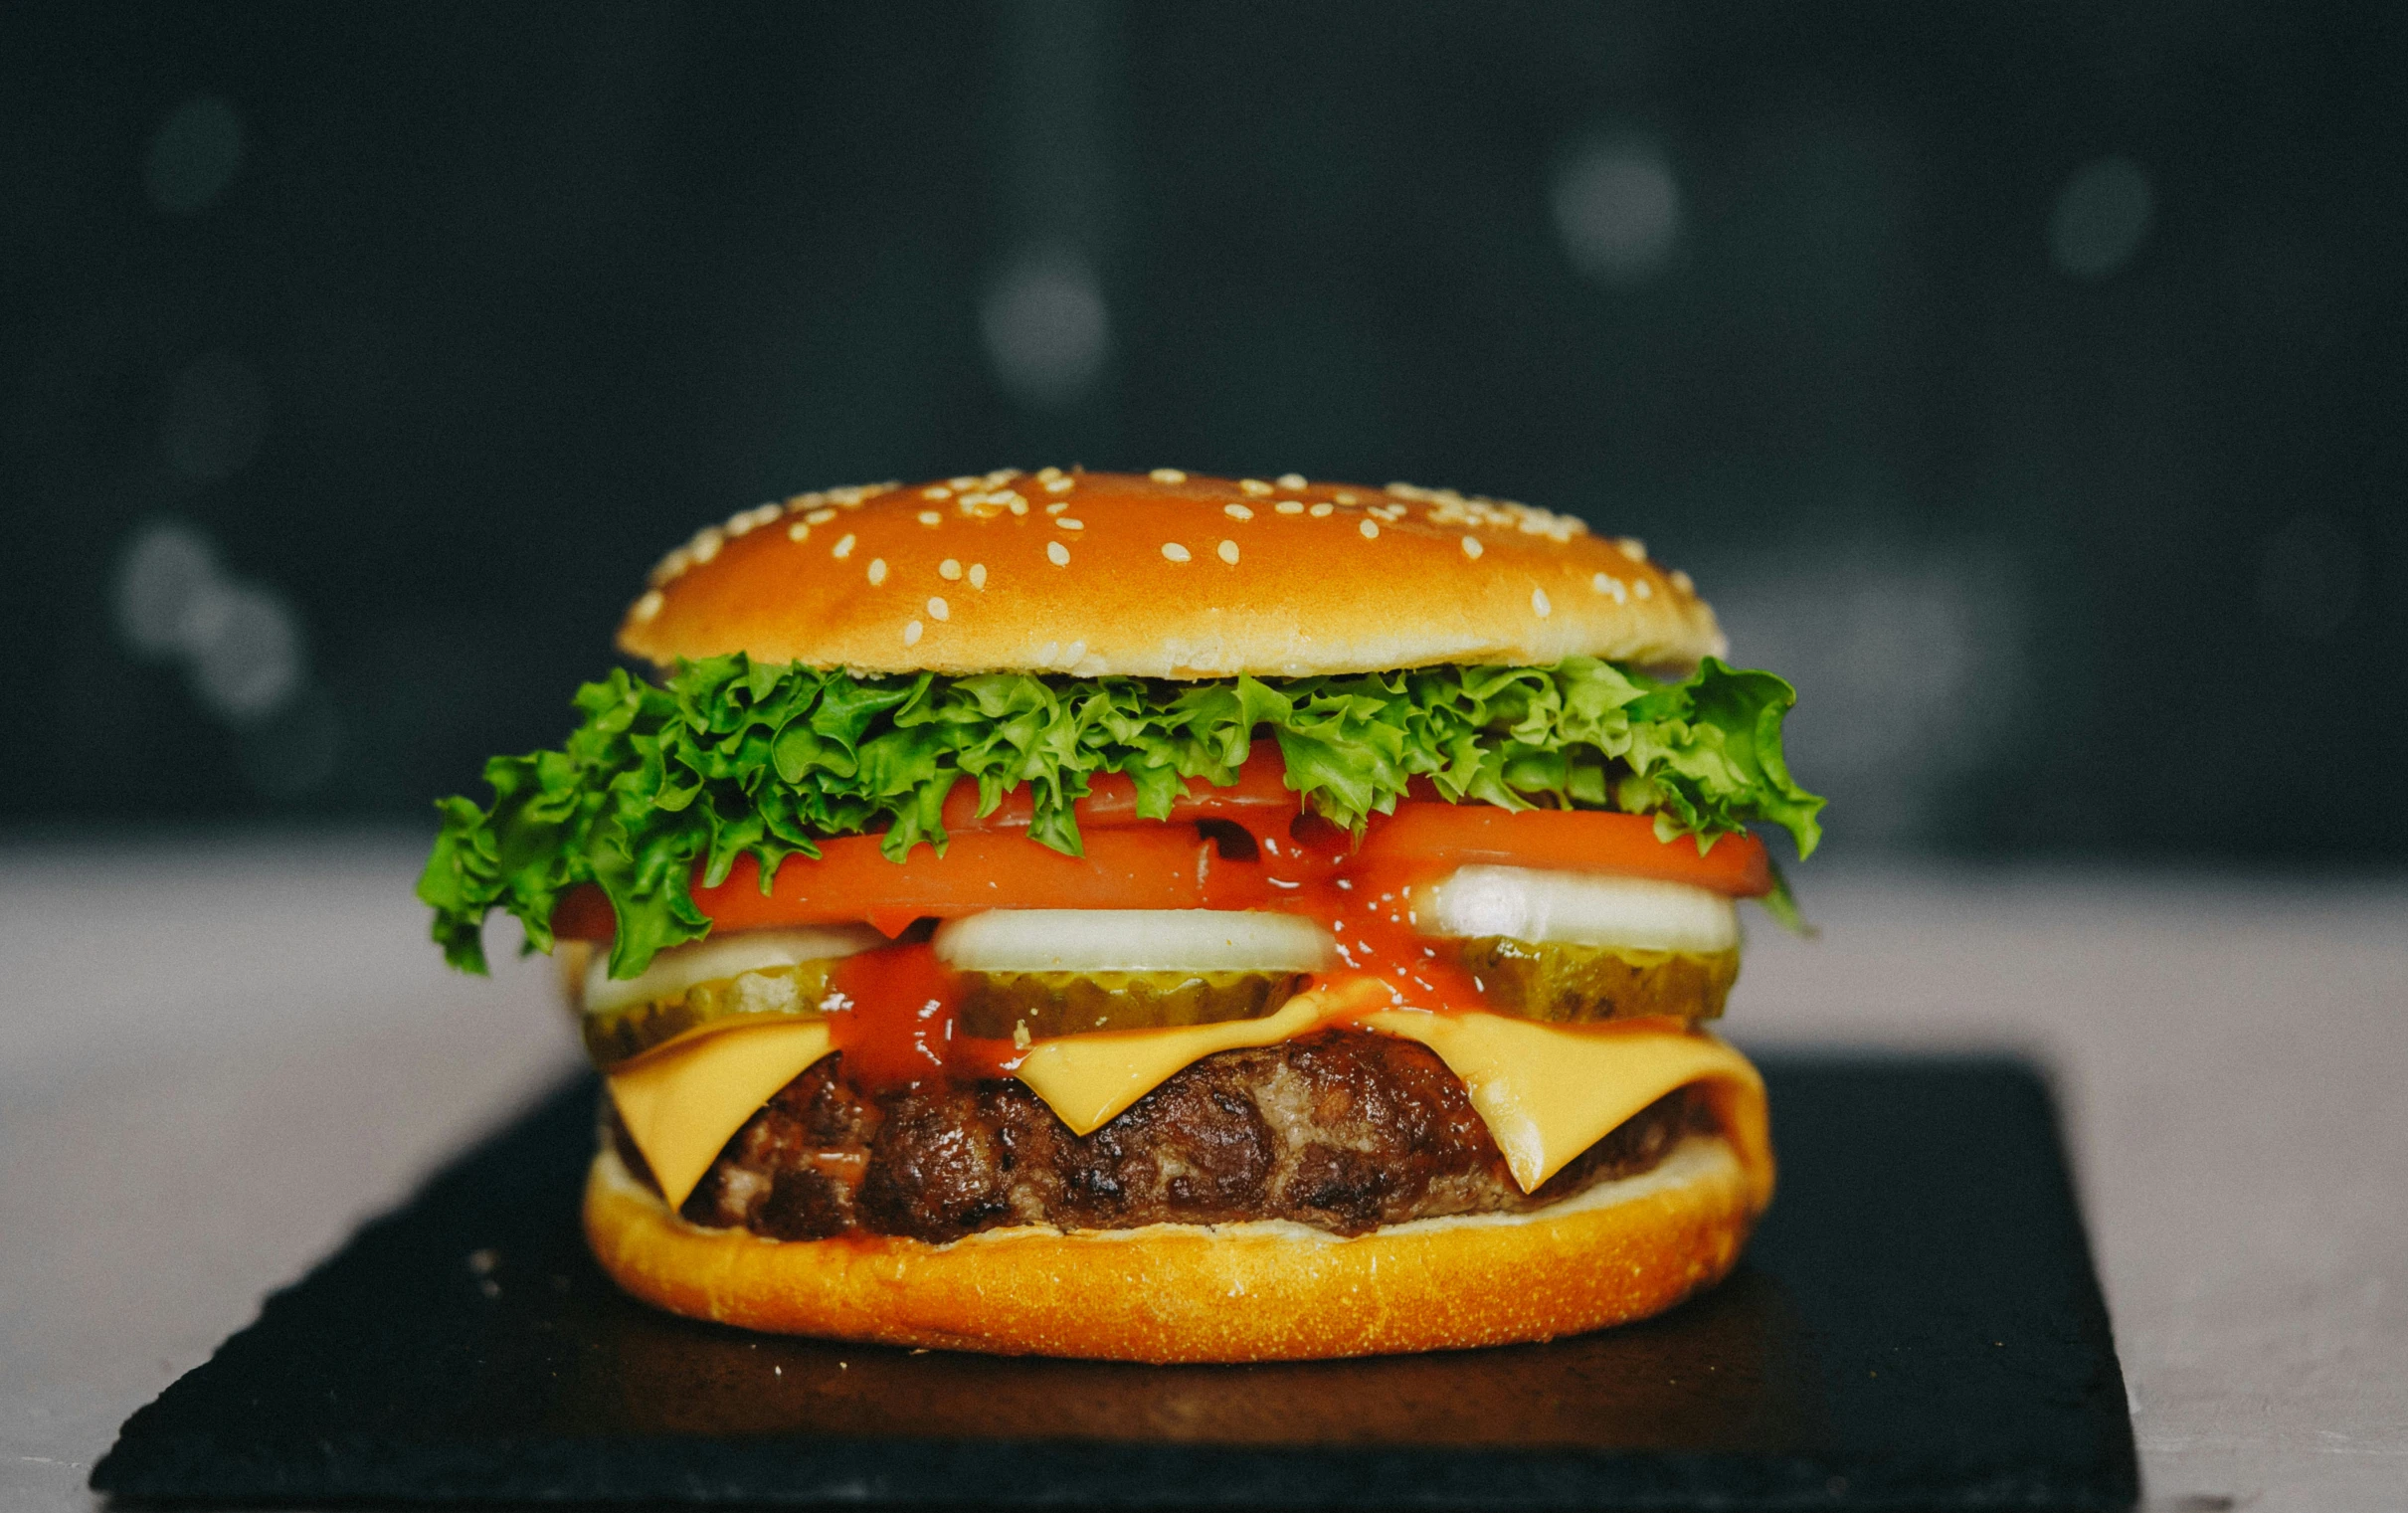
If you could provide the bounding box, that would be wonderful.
[93,1052,2138,1510]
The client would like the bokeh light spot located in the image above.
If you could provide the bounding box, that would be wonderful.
[1552,132,1682,284]
[112,520,220,658]
[110,518,310,726]
[2047,155,2154,280]
[182,580,306,721]
[980,243,1111,410]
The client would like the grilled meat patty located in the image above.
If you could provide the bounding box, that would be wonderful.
[612,1029,1715,1242]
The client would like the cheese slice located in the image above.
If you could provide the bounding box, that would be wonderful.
[604,990,1760,1214]
[1010,977,1391,1135]
[606,1019,834,1210]
[1360,1011,1760,1192]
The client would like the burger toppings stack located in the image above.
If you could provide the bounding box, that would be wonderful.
[420,469,1824,1362]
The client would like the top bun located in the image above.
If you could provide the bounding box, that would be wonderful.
[618,469,1726,678]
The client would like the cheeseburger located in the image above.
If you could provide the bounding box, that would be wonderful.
[419,468,1823,1363]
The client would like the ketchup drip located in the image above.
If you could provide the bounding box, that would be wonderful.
[823,944,965,1090]
[816,801,1493,1090]
[822,943,1029,1091]
[1234,812,1487,1015]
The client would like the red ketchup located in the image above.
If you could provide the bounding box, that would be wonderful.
[816,797,1493,1092]
[820,942,1031,1090]
[821,944,962,1090]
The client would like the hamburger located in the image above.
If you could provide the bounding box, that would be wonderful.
[418,467,1823,1363]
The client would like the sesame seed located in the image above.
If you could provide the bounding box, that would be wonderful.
[1616,537,1647,562]
[1009,498,1028,515]
[927,596,949,621]
[1532,588,1552,619]
[1055,517,1084,530]
[1045,499,1068,514]
[917,510,942,526]
[1633,578,1653,599]
[689,527,724,564]
[1360,518,1380,539]
[1591,572,1612,594]
[867,558,888,585]
[833,533,856,559]
[787,521,811,542]
[1064,639,1086,663]
[1275,499,1305,515]
[948,475,979,490]
[1309,502,1335,518]
[1461,536,1483,558]
[939,558,963,580]
[1161,542,1192,562]
[1276,473,1307,489]
[903,620,923,647]
[1670,569,1695,594]
[807,507,838,524]
[1238,478,1273,496]
[1149,468,1188,483]
[1217,539,1239,564]
[1333,491,1359,505]
[630,590,663,623]
[922,485,950,500]
[1044,476,1074,493]
[1047,541,1070,567]
[969,563,988,589]
[1224,503,1254,520]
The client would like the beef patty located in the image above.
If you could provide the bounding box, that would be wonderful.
[609,1028,1715,1243]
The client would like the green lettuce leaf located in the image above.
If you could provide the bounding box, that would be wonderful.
[419,656,1824,979]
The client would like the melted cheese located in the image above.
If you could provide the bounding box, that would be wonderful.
[606,1020,834,1210]
[1359,1011,1759,1191]
[606,990,1759,1212]
[1010,978,1389,1135]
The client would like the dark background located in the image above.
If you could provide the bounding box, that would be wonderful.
[4,2,2401,861]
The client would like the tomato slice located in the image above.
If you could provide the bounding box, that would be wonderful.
[547,768,1767,947]
[1355,803,1771,897]
[549,884,619,942]
[554,827,1226,942]
[941,740,1298,834]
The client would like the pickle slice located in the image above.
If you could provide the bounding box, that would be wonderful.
[957,970,1304,1041]
[1452,937,1738,1024]
[581,963,834,1069]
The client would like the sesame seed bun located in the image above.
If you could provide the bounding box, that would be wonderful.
[583,1070,1771,1363]
[618,469,1726,678]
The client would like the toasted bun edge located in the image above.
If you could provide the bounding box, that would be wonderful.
[583,1093,1771,1363]
[617,471,1726,678]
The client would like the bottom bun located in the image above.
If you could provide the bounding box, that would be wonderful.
[584,1079,1773,1363]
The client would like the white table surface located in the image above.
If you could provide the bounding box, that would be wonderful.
[4,835,2402,1512]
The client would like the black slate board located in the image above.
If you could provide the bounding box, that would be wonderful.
[93,1053,2138,1510]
